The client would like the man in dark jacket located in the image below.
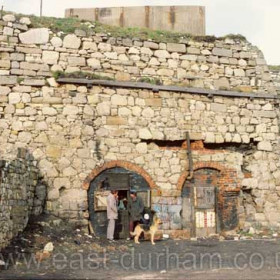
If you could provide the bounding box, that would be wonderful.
[127,190,144,234]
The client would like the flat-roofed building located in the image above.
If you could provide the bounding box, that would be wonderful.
[65,6,206,35]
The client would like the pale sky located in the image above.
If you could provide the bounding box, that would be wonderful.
[3,0,280,65]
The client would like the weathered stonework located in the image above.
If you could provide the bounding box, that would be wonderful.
[271,69,280,95]
[1,83,280,234]
[0,15,276,93]
[0,149,43,250]
[0,15,280,244]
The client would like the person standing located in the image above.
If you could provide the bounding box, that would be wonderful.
[106,190,118,241]
[128,190,144,235]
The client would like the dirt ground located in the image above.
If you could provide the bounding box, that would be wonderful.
[1,215,280,279]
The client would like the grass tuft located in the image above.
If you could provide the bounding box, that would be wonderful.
[268,65,280,72]
[137,77,162,85]
[53,71,114,81]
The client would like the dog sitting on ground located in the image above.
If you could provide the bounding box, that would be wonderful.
[130,216,162,245]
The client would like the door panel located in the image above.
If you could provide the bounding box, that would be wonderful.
[182,168,220,237]
[195,186,217,237]
[195,187,215,208]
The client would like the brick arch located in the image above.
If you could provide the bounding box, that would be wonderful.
[177,162,236,191]
[83,160,158,191]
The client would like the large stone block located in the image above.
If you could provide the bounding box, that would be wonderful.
[149,57,160,66]
[87,58,101,69]
[210,103,227,112]
[167,43,186,53]
[19,17,31,25]
[214,77,230,90]
[53,177,71,189]
[0,76,17,85]
[136,143,148,153]
[204,132,215,143]
[63,34,81,49]
[257,141,272,151]
[3,14,16,22]
[143,41,159,49]
[13,23,28,31]
[16,47,42,54]
[83,41,97,50]
[142,107,154,118]
[11,53,25,61]
[19,28,49,44]
[106,116,127,125]
[50,37,63,47]
[145,98,162,107]
[157,69,174,76]
[0,86,11,95]
[0,60,11,69]
[254,110,276,119]
[118,107,131,116]
[63,105,79,115]
[111,94,127,106]
[62,166,77,177]
[98,43,112,52]
[42,107,57,116]
[8,92,21,104]
[143,68,156,75]
[242,178,258,189]
[68,56,86,66]
[96,102,110,115]
[46,146,62,158]
[115,72,130,81]
[187,47,200,54]
[18,131,32,143]
[212,47,232,57]
[42,51,59,65]
[234,69,245,77]
[3,27,13,36]
[22,79,46,86]
[141,47,153,56]
[154,50,170,59]
[48,189,59,200]
[139,128,152,139]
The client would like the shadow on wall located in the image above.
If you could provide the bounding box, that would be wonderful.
[0,148,47,250]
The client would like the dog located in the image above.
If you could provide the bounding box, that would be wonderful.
[130,216,162,245]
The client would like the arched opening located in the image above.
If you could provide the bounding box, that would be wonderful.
[88,165,152,239]
[180,162,240,237]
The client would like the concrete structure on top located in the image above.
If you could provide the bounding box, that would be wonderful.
[65,6,206,36]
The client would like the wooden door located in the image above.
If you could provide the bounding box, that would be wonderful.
[182,168,220,237]
[194,186,217,237]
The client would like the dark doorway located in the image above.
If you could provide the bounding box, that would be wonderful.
[88,167,151,239]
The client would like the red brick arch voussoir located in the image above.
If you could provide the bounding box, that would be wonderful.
[176,161,237,191]
[83,160,159,191]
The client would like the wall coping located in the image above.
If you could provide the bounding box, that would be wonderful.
[57,78,280,100]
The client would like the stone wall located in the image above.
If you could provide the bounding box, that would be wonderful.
[270,70,280,95]
[0,14,280,237]
[0,14,275,94]
[1,81,280,233]
[0,148,43,250]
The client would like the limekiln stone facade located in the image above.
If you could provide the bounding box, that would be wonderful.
[0,14,279,246]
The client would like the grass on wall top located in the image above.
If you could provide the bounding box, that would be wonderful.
[2,10,247,43]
